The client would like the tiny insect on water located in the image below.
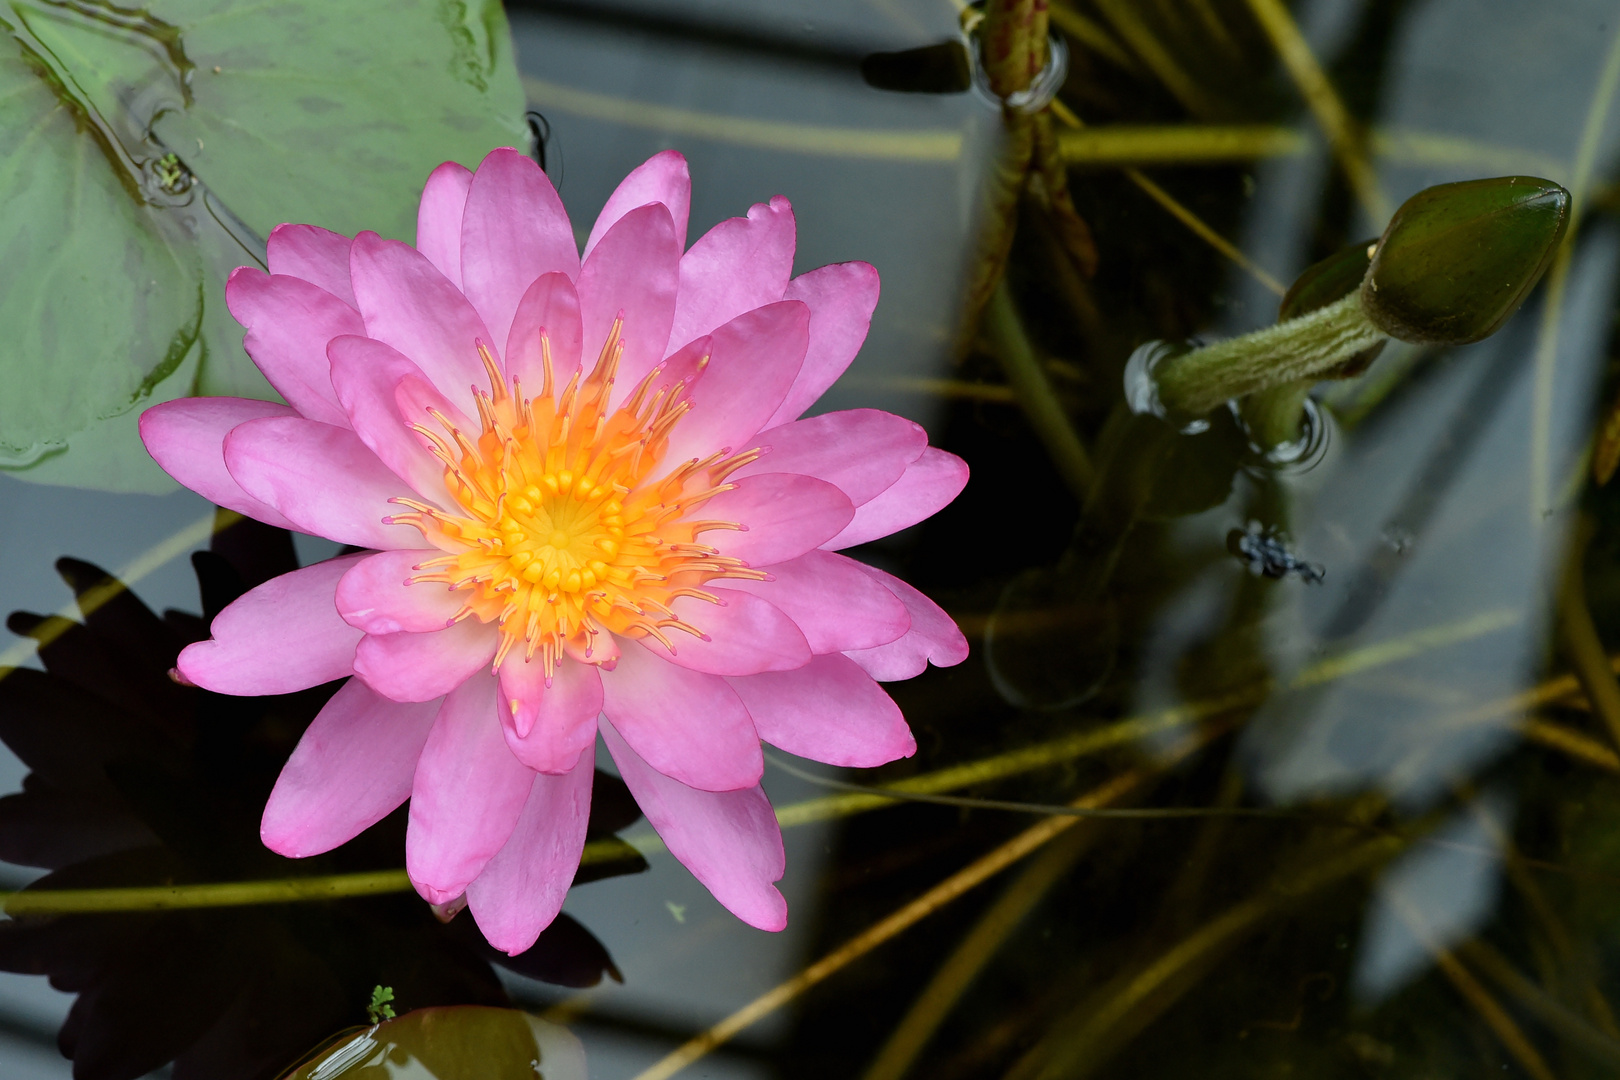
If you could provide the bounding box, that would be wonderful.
[1227,526,1325,585]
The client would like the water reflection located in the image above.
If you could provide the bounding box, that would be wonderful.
[0,518,634,1079]
[10,0,1620,1076]
[280,1005,585,1080]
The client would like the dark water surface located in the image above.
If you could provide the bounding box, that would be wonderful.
[9,1,1620,1078]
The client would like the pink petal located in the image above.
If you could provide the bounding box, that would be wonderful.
[504,272,584,390]
[499,656,602,773]
[720,550,910,653]
[407,671,535,903]
[327,334,456,505]
[266,223,357,308]
[736,409,927,506]
[224,268,360,428]
[336,549,465,635]
[703,473,854,568]
[223,416,420,550]
[139,398,299,529]
[577,203,679,403]
[766,262,882,427]
[657,301,809,468]
[640,589,810,676]
[350,231,494,407]
[260,678,439,857]
[353,620,498,703]
[823,447,969,550]
[667,196,795,352]
[729,653,915,767]
[598,639,762,792]
[459,148,581,352]
[844,566,969,681]
[416,161,474,287]
[652,334,712,394]
[466,750,594,954]
[176,555,366,695]
[583,149,692,259]
[601,718,786,931]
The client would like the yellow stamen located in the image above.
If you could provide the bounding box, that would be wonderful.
[391,322,756,677]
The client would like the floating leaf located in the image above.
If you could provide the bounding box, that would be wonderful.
[0,0,526,492]
[278,1006,586,1080]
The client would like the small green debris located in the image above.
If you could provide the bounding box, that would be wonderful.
[152,152,191,195]
[366,984,396,1025]
[665,901,686,924]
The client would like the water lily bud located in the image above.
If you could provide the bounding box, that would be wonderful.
[1280,238,1385,378]
[1360,176,1569,344]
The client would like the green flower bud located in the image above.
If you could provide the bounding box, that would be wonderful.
[1360,176,1570,344]
[1280,237,1385,378]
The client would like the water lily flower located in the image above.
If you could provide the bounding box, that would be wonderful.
[140,148,969,954]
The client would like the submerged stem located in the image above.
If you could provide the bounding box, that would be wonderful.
[984,281,1094,496]
[1238,378,1315,449]
[1154,292,1387,416]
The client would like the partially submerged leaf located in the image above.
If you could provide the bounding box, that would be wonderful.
[278,1006,586,1080]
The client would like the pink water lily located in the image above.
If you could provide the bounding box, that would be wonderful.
[140,148,968,954]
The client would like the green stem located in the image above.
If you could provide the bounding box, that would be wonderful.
[3,869,413,915]
[984,280,1094,497]
[3,838,636,915]
[1154,291,1388,416]
[1238,378,1314,449]
[4,610,1532,916]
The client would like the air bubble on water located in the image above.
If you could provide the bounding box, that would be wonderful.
[1381,525,1415,555]
[1123,340,1177,419]
[1240,396,1332,474]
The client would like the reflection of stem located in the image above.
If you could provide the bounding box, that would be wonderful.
[860,819,1105,1080]
[1468,798,1620,1040]
[1121,166,1284,295]
[1086,0,1216,118]
[1240,0,1388,221]
[754,608,1523,834]
[1008,836,1401,1080]
[22,613,1606,915]
[960,115,1035,340]
[520,76,964,162]
[1239,379,1313,449]
[0,508,242,673]
[1047,4,1138,75]
[1557,516,1620,749]
[1,838,636,915]
[1530,19,1620,518]
[4,869,413,915]
[1461,939,1620,1067]
[983,280,1094,497]
[1385,890,1557,1080]
[629,725,1225,1080]
[1523,715,1619,773]
[1047,100,1283,297]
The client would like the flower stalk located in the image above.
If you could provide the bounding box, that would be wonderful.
[1154,291,1387,417]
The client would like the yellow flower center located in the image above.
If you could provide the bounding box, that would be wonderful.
[388,323,761,675]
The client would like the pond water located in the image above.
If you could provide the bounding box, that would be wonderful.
[6,1,1620,1078]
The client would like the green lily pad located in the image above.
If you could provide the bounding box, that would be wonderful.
[0,0,526,492]
[277,1006,586,1080]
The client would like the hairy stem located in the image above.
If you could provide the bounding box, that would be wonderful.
[1155,291,1387,416]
